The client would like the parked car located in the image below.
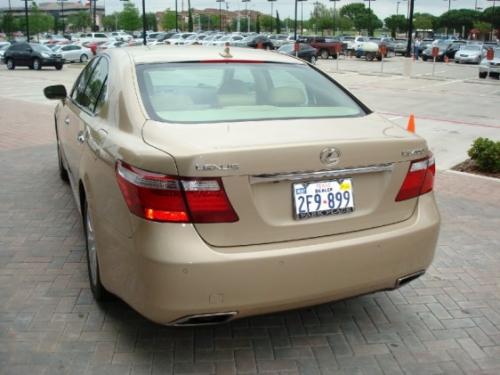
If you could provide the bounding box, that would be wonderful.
[298,36,344,59]
[479,47,500,79]
[269,34,289,48]
[166,32,196,45]
[394,38,408,55]
[53,44,92,63]
[43,46,439,325]
[211,34,245,46]
[81,32,108,44]
[244,35,274,49]
[418,38,434,54]
[421,41,455,61]
[97,40,125,54]
[183,34,208,45]
[0,43,10,61]
[110,31,132,42]
[278,43,318,64]
[3,42,63,70]
[454,44,486,64]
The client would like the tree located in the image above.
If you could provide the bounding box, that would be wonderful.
[68,11,91,32]
[309,2,333,34]
[473,21,492,36]
[481,7,500,30]
[339,3,381,35]
[260,15,273,32]
[118,3,141,31]
[1,13,17,35]
[413,13,436,31]
[438,9,480,36]
[145,13,157,31]
[29,3,54,36]
[161,10,177,31]
[385,14,406,37]
[276,11,281,34]
[102,13,119,31]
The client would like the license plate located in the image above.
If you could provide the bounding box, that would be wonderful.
[293,179,355,220]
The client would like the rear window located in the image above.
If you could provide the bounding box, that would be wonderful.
[136,62,366,124]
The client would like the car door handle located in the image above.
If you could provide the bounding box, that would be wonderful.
[64,117,70,126]
[77,131,86,144]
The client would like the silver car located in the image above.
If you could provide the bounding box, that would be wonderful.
[479,47,500,79]
[455,44,485,64]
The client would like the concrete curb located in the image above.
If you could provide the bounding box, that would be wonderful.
[443,169,500,183]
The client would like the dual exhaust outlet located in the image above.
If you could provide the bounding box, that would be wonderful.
[170,271,426,326]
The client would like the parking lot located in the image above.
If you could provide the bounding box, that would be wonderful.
[1,57,500,375]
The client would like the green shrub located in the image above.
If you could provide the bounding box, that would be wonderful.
[468,138,500,173]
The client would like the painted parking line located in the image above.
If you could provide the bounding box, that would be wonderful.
[378,111,500,129]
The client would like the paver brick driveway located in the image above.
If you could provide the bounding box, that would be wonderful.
[1,98,500,375]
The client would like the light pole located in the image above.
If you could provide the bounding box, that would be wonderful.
[141,0,146,44]
[329,0,340,36]
[268,0,276,33]
[58,0,67,34]
[216,0,224,31]
[21,0,31,41]
[293,0,298,40]
[406,0,415,57]
[242,0,250,32]
[298,0,306,35]
[363,0,375,36]
[175,0,178,31]
[487,0,497,40]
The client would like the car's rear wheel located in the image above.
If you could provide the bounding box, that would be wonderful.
[320,50,329,59]
[6,59,15,70]
[366,52,375,61]
[422,56,428,62]
[80,54,88,63]
[83,199,111,301]
[32,58,42,70]
[479,72,487,79]
[55,63,63,70]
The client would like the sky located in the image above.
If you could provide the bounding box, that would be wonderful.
[0,0,494,20]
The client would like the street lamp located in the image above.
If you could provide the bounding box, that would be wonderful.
[216,0,224,31]
[298,0,306,35]
[268,0,276,33]
[58,0,67,34]
[20,0,31,42]
[406,0,415,57]
[242,0,250,32]
[329,0,340,36]
[363,0,375,36]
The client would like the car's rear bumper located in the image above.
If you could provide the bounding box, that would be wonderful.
[479,65,500,74]
[456,56,480,63]
[99,193,440,325]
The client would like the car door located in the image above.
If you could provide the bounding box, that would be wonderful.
[59,57,101,193]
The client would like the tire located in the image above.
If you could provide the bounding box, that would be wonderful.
[57,141,69,183]
[366,52,375,61]
[80,54,88,63]
[455,59,460,64]
[83,199,112,302]
[376,55,382,61]
[332,53,338,60]
[32,58,41,70]
[55,64,63,70]
[422,56,428,62]
[6,58,15,70]
[479,72,487,79]
[310,55,317,65]
[320,49,329,59]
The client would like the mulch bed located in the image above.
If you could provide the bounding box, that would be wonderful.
[452,159,500,179]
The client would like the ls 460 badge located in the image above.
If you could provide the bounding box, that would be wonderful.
[401,148,427,158]
[195,163,240,172]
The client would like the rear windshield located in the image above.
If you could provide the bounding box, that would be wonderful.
[136,62,366,123]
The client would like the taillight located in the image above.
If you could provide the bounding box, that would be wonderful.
[116,161,238,223]
[396,155,435,202]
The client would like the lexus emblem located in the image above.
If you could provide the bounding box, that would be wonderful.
[320,147,341,166]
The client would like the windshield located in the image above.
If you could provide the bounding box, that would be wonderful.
[137,62,365,124]
[278,44,294,52]
[31,44,53,53]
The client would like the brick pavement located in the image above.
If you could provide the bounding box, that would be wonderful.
[1,102,500,375]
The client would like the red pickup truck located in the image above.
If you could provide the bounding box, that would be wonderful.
[298,36,346,59]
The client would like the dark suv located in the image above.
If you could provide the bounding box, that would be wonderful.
[3,42,63,70]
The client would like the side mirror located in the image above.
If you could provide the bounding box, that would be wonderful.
[44,84,67,100]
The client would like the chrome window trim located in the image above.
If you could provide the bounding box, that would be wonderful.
[249,163,394,184]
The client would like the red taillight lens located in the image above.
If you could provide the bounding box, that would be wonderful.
[116,161,238,223]
[396,156,435,202]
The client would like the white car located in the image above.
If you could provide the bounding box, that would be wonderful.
[352,36,370,51]
[80,32,108,44]
[53,44,92,63]
[167,33,196,45]
[183,34,207,46]
[479,47,500,79]
[212,35,244,46]
[110,31,132,42]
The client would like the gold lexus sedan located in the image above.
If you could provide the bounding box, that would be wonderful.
[44,46,440,326]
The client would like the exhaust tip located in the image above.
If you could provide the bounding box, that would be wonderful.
[171,311,237,326]
[395,270,425,289]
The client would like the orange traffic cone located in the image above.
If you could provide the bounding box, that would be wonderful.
[407,114,416,133]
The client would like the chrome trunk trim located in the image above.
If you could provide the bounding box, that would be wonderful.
[249,163,394,184]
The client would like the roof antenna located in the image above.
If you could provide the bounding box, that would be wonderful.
[220,42,233,58]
